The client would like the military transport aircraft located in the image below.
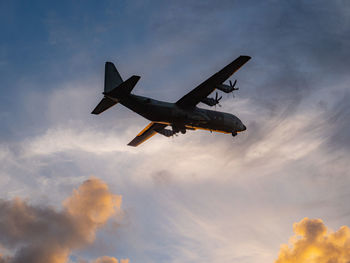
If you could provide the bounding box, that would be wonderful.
[91,56,251,146]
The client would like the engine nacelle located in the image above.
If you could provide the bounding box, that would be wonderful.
[216,84,238,93]
[200,97,219,106]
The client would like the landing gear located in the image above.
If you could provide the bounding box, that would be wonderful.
[232,132,237,137]
[172,124,187,135]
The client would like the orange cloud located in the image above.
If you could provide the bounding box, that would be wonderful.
[92,256,129,263]
[0,177,123,263]
[275,217,350,263]
[93,256,118,263]
[64,177,121,244]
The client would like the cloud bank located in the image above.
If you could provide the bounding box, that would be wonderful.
[275,218,350,263]
[0,177,126,263]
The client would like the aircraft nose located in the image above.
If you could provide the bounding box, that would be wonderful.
[242,125,246,131]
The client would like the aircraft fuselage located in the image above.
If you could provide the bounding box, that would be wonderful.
[115,94,246,134]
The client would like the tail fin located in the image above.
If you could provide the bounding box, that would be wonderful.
[105,62,123,93]
[91,62,140,115]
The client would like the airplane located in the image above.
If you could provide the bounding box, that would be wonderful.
[91,56,251,147]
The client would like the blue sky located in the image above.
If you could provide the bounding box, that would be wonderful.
[0,1,350,263]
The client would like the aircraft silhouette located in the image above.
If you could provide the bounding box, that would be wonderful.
[92,56,251,146]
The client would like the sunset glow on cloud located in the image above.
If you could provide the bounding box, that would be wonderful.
[0,178,127,263]
[275,218,350,263]
[93,257,129,263]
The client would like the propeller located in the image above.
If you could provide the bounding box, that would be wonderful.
[229,80,238,90]
[214,92,222,110]
[229,79,238,98]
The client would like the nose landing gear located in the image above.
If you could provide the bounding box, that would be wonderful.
[232,132,237,137]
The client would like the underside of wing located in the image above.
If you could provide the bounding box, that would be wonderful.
[176,56,251,108]
[127,122,167,147]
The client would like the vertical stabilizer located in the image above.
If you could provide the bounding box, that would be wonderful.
[105,62,123,93]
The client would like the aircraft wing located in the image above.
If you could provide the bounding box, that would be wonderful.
[176,56,251,108]
[128,122,167,147]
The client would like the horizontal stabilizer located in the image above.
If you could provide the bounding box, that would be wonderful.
[104,75,140,98]
[91,97,118,115]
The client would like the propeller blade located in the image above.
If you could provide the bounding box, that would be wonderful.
[232,79,237,87]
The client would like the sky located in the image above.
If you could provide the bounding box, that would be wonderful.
[0,0,350,262]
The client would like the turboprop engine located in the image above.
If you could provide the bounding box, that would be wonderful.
[216,80,239,93]
[200,92,222,107]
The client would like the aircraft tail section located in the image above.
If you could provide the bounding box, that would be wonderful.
[105,62,123,93]
[104,75,140,98]
[91,62,140,115]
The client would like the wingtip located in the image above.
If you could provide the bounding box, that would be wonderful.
[240,55,251,60]
[132,75,141,80]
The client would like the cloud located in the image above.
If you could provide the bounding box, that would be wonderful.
[92,257,129,263]
[1,1,350,262]
[275,218,350,263]
[0,177,123,263]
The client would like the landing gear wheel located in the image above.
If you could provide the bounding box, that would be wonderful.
[232,132,237,137]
